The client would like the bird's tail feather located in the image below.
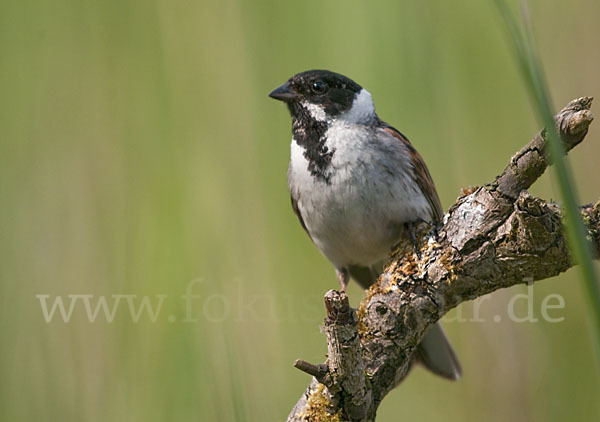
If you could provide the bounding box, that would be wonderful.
[416,323,461,380]
[348,263,461,381]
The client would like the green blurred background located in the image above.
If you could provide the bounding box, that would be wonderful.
[1,0,599,420]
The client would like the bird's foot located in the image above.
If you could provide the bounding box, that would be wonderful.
[405,222,421,259]
[336,268,349,292]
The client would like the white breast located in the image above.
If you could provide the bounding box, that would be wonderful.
[288,123,431,269]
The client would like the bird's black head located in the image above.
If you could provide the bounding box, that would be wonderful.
[269,70,363,119]
[269,70,375,183]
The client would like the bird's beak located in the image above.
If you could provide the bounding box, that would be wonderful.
[268,81,298,102]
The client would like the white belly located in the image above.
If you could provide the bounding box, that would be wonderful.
[288,124,431,269]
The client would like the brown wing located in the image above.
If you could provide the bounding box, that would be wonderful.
[290,191,313,241]
[382,126,444,223]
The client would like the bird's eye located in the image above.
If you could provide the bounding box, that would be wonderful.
[311,80,327,94]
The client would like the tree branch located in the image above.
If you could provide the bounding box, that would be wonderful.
[495,97,593,198]
[287,97,595,421]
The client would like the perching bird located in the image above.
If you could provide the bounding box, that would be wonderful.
[269,70,461,380]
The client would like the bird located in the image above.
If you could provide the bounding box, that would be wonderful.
[268,69,461,380]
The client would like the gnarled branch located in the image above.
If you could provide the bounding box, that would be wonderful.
[287,97,595,421]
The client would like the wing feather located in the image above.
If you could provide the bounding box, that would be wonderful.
[382,126,444,223]
[290,191,313,240]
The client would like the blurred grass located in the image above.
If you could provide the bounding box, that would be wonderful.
[0,0,599,421]
[495,0,600,371]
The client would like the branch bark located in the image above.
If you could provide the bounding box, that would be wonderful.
[287,97,596,422]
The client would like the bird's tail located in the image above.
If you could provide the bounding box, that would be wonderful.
[348,264,461,381]
[416,322,461,380]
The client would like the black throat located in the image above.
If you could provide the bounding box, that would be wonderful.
[289,102,334,184]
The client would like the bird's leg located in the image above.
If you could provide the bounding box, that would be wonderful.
[336,268,349,292]
[404,222,421,258]
[431,224,439,240]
